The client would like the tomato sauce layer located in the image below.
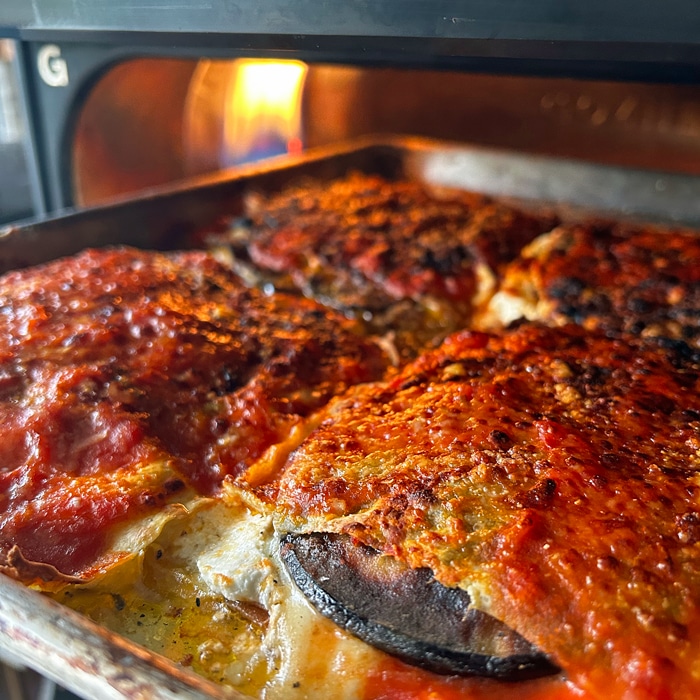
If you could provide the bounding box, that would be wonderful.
[0,247,385,579]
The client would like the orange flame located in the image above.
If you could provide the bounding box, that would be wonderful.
[222,59,308,165]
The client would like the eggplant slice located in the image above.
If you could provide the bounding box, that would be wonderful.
[280,532,559,681]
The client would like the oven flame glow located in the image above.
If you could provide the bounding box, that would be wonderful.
[223,59,308,165]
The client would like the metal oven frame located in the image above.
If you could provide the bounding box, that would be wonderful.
[3,0,700,216]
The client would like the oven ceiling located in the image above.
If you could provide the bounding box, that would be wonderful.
[1,0,700,81]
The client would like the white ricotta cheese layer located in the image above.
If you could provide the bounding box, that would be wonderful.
[169,500,379,699]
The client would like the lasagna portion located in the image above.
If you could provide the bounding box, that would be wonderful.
[260,323,700,700]
[207,172,559,356]
[482,221,700,345]
[0,246,386,586]
[3,172,700,700]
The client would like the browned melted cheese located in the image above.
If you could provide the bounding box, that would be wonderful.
[210,173,558,356]
[261,324,700,700]
[488,222,700,345]
[0,247,386,582]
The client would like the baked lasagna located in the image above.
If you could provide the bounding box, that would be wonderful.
[2,173,700,700]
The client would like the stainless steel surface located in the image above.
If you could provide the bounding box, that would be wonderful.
[405,142,700,224]
[0,135,699,700]
[0,39,33,223]
[0,664,57,700]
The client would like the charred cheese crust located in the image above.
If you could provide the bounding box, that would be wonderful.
[262,324,700,700]
[483,222,700,345]
[207,172,558,356]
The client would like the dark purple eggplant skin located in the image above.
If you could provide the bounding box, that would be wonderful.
[280,532,559,681]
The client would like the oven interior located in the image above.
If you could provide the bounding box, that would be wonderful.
[67,58,700,210]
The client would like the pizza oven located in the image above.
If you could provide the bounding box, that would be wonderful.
[2,3,700,699]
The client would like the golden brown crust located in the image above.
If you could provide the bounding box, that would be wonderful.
[263,323,700,700]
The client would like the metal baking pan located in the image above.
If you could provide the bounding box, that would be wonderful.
[3,134,700,275]
[1,135,700,700]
